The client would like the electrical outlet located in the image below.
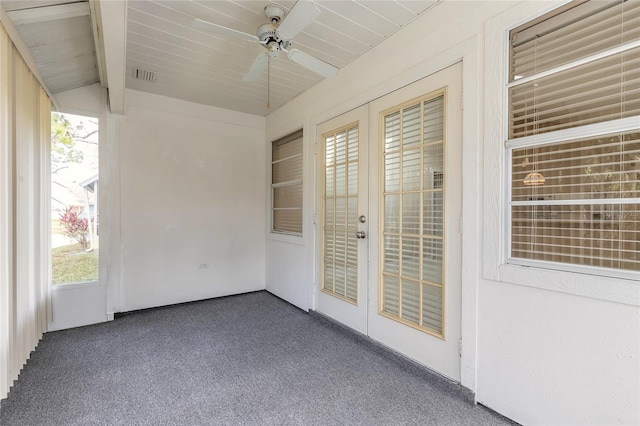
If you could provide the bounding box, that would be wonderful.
[197,263,209,269]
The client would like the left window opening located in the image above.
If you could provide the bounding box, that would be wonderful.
[51,112,99,285]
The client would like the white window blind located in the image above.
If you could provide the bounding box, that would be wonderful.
[381,94,446,337]
[508,0,640,274]
[322,125,359,303]
[271,129,303,235]
[1,21,52,400]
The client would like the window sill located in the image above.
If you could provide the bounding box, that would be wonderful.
[267,231,307,246]
[52,280,102,291]
[498,262,640,306]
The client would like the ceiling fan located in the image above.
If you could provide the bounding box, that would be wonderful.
[191,0,339,83]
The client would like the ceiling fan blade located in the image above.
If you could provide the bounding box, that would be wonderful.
[277,0,320,40]
[191,18,259,43]
[287,49,338,79]
[243,54,269,82]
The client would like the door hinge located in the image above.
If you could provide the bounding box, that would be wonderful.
[459,338,463,357]
[313,213,317,225]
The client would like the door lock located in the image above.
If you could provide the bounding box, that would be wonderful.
[355,231,366,239]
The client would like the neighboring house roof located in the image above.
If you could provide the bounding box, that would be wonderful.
[78,173,98,189]
[51,177,95,213]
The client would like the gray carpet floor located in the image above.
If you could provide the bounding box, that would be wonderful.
[1,291,516,426]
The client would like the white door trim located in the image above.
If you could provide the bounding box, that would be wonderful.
[309,36,481,393]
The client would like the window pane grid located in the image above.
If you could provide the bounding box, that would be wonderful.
[323,125,359,303]
[508,2,639,274]
[509,48,640,139]
[272,130,303,235]
[381,94,445,336]
[511,203,639,271]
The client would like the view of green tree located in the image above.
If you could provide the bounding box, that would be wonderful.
[51,112,84,173]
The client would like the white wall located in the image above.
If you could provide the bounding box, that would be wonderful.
[112,90,266,312]
[53,86,268,325]
[478,280,640,426]
[264,1,640,425]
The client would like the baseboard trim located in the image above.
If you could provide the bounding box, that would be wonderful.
[309,309,475,404]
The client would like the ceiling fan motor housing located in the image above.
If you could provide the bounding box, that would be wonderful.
[257,23,290,57]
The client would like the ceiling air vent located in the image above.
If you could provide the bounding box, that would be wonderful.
[132,67,156,83]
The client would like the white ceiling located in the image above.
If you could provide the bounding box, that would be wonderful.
[126,0,441,116]
[2,0,441,116]
[2,0,100,94]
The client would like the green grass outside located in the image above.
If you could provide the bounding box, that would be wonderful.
[52,243,99,284]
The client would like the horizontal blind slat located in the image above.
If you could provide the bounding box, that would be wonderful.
[508,0,640,277]
[510,47,640,138]
[511,0,640,79]
[272,131,303,234]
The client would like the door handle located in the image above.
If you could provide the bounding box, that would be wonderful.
[355,231,366,239]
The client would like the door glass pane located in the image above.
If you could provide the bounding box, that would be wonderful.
[402,105,421,148]
[401,279,420,324]
[385,152,400,192]
[347,196,358,229]
[325,231,334,260]
[424,143,444,189]
[422,284,443,334]
[423,238,443,284]
[323,125,359,303]
[384,194,400,233]
[336,164,346,196]
[424,97,444,143]
[402,148,421,191]
[385,112,401,151]
[325,166,334,197]
[381,94,446,337]
[383,274,400,316]
[402,236,420,279]
[402,193,420,234]
[348,127,359,161]
[423,192,443,237]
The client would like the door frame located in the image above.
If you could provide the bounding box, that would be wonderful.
[309,37,480,392]
[367,63,463,381]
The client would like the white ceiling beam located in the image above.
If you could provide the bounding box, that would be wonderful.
[94,0,126,114]
[88,0,106,88]
[0,6,60,109]
[5,2,90,26]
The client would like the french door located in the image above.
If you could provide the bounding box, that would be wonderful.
[316,105,369,335]
[316,63,462,381]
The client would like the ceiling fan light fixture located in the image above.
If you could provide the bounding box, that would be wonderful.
[193,0,337,83]
[523,171,546,186]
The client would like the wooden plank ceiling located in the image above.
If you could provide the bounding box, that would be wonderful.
[126,0,440,116]
[2,0,99,94]
[2,0,441,116]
